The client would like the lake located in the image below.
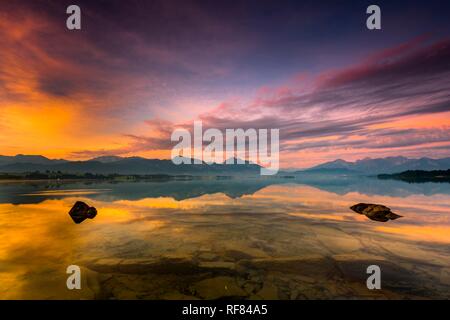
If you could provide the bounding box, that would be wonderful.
[0,176,449,299]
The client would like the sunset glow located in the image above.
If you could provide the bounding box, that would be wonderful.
[1,1,449,168]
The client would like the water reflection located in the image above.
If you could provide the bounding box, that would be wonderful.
[1,175,450,205]
[0,177,449,299]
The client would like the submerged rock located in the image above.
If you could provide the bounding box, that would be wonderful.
[350,203,402,222]
[191,276,247,299]
[69,201,97,224]
[254,282,279,300]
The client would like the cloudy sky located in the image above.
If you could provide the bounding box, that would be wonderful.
[0,0,449,168]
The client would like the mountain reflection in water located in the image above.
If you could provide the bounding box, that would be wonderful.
[0,176,449,299]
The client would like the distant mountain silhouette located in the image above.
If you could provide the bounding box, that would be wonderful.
[90,156,124,163]
[305,156,450,174]
[0,155,262,175]
[0,154,68,166]
[1,154,450,175]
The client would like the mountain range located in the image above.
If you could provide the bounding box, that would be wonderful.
[0,155,261,176]
[1,154,450,175]
[305,156,450,174]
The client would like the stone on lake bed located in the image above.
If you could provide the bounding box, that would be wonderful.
[198,261,236,271]
[254,282,279,300]
[350,203,402,222]
[191,276,247,299]
[69,201,97,224]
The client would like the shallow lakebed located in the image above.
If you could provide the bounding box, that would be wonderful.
[0,178,449,299]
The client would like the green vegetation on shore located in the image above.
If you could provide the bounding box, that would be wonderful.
[0,171,185,181]
[378,170,450,183]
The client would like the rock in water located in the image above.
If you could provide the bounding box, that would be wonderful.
[350,203,402,222]
[69,201,97,224]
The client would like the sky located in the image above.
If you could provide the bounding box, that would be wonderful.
[0,0,449,168]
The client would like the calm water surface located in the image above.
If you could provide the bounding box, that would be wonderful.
[0,177,449,299]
